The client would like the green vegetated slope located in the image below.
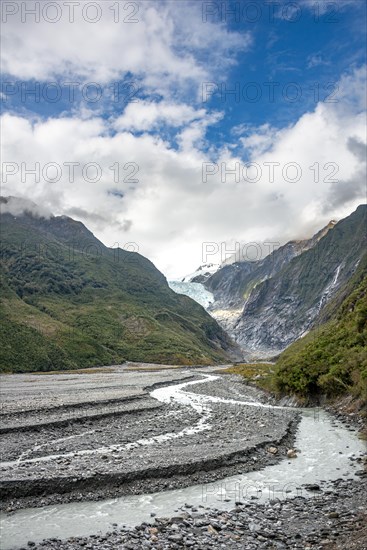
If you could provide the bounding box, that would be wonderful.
[275,253,367,403]
[0,205,235,372]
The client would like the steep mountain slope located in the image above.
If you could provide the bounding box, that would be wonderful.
[275,253,367,402]
[205,221,336,332]
[182,263,219,284]
[0,198,236,372]
[232,205,366,355]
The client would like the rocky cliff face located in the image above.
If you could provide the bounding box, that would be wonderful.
[206,206,366,357]
[206,221,336,310]
[205,221,336,335]
[274,251,367,399]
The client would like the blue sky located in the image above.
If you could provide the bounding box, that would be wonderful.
[205,0,366,150]
[1,0,366,276]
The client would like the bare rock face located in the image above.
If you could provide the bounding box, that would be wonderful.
[206,206,366,358]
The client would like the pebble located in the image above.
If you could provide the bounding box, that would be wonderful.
[28,477,367,550]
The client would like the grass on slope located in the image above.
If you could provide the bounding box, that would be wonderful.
[275,255,367,403]
[226,256,367,407]
[224,363,275,392]
[0,212,232,372]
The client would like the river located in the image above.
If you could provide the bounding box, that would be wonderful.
[0,374,366,549]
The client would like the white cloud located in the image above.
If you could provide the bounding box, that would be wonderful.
[1,66,366,279]
[1,0,250,101]
[307,54,330,69]
[1,195,53,218]
[114,101,207,132]
[238,124,284,158]
[1,0,366,288]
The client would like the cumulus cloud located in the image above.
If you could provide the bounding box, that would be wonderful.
[114,101,207,132]
[321,138,367,213]
[1,66,366,277]
[1,0,250,100]
[237,124,284,158]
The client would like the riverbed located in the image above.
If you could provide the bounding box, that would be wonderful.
[0,367,366,549]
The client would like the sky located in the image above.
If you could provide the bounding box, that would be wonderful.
[1,0,366,278]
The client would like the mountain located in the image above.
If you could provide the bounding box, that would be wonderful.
[0,197,237,372]
[275,253,367,402]
[205,220,336,334]
[181,263,220,283]
[205,206,366,356]
[179,226,334,287]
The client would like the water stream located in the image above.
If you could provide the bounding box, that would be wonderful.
[1,375,366,550]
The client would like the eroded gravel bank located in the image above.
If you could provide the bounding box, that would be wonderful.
[0,367,299,511]
[1,365,366,550]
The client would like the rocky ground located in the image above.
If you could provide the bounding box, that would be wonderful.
[22,476,367,549]
[0,366,298,512]
[1,364,366,550]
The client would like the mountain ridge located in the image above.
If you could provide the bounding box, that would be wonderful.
[0,197,238,372]
[206,219,337,311]
[205,205,366,357]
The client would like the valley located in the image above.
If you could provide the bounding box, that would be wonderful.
[1,201,366,550]
[2,2,366,547]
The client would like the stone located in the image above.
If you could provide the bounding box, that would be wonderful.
[207,525,218,535]
[305,484,321,491]
[287,449,298,458]
[168,534,183,542]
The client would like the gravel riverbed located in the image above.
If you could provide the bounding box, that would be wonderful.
[18,476,367,550]
[1,364,366,550]
[0,366,299,511]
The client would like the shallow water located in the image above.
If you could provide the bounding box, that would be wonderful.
[1,376,366,550]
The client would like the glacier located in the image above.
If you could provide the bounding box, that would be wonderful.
[168,281,214,310]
